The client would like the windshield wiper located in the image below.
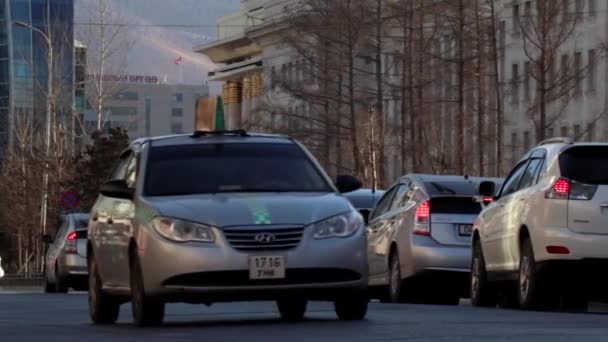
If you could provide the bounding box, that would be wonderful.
[430,182,457,195]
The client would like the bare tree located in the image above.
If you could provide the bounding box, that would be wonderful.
[78,0,133,132]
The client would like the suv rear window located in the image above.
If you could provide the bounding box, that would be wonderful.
[560,146,608,184]
[430,197,482,215]
[144,143,332,196]
[424,181,479,197]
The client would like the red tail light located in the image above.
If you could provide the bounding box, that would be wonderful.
[413,201,431,236]
[65,232,77,254]
[546,178,571,200]
[482,197,494,204]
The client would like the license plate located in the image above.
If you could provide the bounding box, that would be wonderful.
[249,256,286,280]
[458,224,473,236]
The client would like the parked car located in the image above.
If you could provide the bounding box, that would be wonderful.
[473,138,608,311]
[43,213,89,293]
[87,130,369,327]
[343,188,385,224]
[367,174,502,305]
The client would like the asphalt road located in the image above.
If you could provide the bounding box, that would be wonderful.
[2,291,608,341]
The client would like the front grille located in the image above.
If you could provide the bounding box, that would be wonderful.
[222,226,304,251]
[163,268,362,287]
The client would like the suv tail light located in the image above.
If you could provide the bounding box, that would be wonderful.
[545,178,597,200]
[413,201,431,236]
[64,232,77,254]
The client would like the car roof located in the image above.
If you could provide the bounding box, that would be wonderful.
[129,131,294,150]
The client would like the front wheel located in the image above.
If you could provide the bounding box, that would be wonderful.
[88,257,120,325]
[334,295,368,320]
[130,252,165,327]
[277,299,307,321]
[470,240,497,307]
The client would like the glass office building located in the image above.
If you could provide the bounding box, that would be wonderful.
[0,0,74,159]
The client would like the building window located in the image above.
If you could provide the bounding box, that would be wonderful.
[588,49,596,92]
[574,52,582,96]
[113,91,139,101]
[546,127,554,138]
[589,0,597,17]
[173,93,183,102]
[574,124,581,140]
[171,122,183,134]
[172,108,183,118]
[513,4,520,35]
[561,126,568,137]
[524,61,531,101]
[512,132,519,164]
[561,54,569,94]
[511,63,520,105]
[145,98,151,136]
[499,21,506,53]
[107,106,137,116]
[576,0,584,21]
[524,131,531,150]
[562,2,570,23]
[524,1,532,30]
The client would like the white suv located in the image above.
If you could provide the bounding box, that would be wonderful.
[472,138,608,311]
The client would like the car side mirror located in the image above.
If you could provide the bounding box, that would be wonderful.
[478,181,496,197]
[100,179,134,200]
[336,175,362,193]
[42,234,53,244]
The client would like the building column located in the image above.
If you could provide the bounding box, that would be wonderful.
[223,81,242,130]
[242,75,252,129]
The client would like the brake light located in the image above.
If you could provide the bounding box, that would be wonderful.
[546,178,597,200]
[65,232,77,254]
[482,197,494,204]
[413,201,431,236]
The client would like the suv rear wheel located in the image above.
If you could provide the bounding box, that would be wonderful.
[277,299,307,321]
[471,239,497,307]
[518,239,559,310]
[88,257,120,325]
[130,251,165,327]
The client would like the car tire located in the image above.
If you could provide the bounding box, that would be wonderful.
[389,252,413,303]
[518,238,558,310]
[335,295,368,320]
[130,252,165,327]
[277,299,307,322]
[470,240,497,307]
[44,270,56,293]
[55,265,69,294]
[88,257,120,325]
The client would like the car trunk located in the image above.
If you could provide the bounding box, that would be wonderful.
[75,229,88,258]
[430,197,481,246]
[561,146,608,235]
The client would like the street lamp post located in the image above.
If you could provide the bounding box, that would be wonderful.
[14,20,53,238]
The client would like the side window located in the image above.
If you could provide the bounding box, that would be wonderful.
[371,186,397,220]
[110,152,133,181]
[500,161,529,197]
[389,184,410,211]
[519,158,544,189]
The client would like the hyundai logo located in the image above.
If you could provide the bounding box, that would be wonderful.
[254,233,276,244]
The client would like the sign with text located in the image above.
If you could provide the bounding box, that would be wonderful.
[88,74,159,84]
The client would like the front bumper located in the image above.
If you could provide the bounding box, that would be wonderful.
[137,226,368,302]
[408,235,471,276]
[534,227,608,262]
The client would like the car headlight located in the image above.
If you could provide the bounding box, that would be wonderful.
[151,217,215,243]
[313,211,364,239]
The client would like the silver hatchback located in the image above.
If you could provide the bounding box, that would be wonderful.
[367,175,502,305]
[87,130,368,327]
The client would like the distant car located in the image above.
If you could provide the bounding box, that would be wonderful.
[343,188,385,224]
[43,213,89,293]
[367,174,502,305]
[473,138,608,311]
[87,130,369,327]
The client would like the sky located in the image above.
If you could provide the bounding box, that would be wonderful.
[75,0,241,87]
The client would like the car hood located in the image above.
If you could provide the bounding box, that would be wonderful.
[142,192,353,228]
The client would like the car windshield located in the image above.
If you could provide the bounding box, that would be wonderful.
[560,146,608,184]
[144,143,333,196]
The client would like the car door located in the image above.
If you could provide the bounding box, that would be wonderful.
[374,183,411,283]
[367,185,398,285]
[91,153,132,286]
[482,160,528,271]
[501,151,546,270]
